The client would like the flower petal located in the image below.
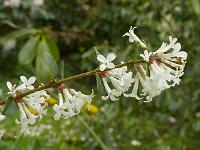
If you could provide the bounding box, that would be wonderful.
[107,53,116,62]
[53,104,60,111]
[99,64,106,71]
[6,82,12,91]
[174,43,181,51]
[97,55,107,63]
[107,63,115,69]
[101,95,109,100]
[28,77,36,84]
[172,51,187,60]
[62,102,69,109]
[20,76,27,83]
[54,113,61,120]
[122,32,130,37]
[28,118,36,125]
[17,84,26,90]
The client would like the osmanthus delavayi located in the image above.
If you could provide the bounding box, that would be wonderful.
[0,26,187,135]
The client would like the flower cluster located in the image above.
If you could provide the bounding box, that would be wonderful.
[97,26,187,102]
[53,88,94,120]
[1,26,187,136]
[7,76,49,135]
[6,76,95,135]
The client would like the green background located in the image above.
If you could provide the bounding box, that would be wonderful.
[0,0,200,149]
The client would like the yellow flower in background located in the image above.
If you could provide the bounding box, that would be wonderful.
[48,97,57,105]
[28,106,38,115]
[85,104,99,114]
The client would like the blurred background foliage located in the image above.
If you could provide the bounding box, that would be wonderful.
[0,0,200,149]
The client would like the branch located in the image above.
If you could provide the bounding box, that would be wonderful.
[12,59,145,101]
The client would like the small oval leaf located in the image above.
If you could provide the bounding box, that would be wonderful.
[18,36,39,65]
[44,35,60,61]
[36,40,58,82]
[96,73,107,96]
[2,96,18,116]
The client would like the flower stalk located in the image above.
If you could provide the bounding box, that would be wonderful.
[4,59,144,103]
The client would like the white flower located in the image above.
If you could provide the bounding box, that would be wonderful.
[53,89,94,120]
[7,76,50,135]
[126,36,187,102]
[123,26,147,48]
[6,81,17,97]
[4,0,20,8]
[53,93,70,120]
[69,89,94,111]
[97,53,116,71]
[150,36,186,88]
[15,103,38,135]
[156,36,187,60]
[140,50,151,62]
[131,140,142,146]
[124,73,142,100]
[101,78,122,101]
[168,116,176,124]
[17,76,36,90]
[23,90,49,119]
[100,66,134,101]
[33,0,44,6]
[124,65,162,102]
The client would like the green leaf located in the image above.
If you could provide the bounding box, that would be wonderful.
[36,40,58,82]
[2,96,18,116]
[94,47,100,56]
[96,73,107,96]
[44,35,60,61]
[191,0,200,15]
[18,36,39,65]
[0,28,38,45]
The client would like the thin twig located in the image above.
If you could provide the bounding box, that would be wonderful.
[11,59,145,101]
[77,116,110,150]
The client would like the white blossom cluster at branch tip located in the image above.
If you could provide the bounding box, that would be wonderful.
[6,76,49,135]
[123,26,147,48]
[97,26,187,102]
[53,88,94,120]
[131,36,187,102]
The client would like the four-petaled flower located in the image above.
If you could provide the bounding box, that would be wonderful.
[18,76,36,90]
[97,53,116,71]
